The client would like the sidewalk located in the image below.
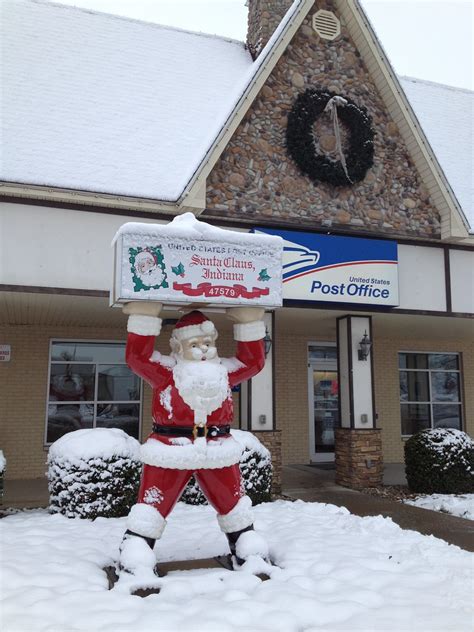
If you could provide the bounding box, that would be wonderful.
[282,464,474,553]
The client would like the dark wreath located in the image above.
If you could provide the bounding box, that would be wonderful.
[286,89,375,187]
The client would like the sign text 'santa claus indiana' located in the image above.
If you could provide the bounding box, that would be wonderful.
[111,214,283,309]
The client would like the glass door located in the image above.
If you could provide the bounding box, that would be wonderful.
[308,345,338,462]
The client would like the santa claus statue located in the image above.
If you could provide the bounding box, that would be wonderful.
[119,301,269,577]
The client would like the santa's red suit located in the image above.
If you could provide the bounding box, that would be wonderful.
[121,309,268,572]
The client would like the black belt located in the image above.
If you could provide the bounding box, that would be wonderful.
[153,423,231,439]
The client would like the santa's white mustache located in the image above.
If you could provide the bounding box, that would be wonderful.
[190,346,218,361]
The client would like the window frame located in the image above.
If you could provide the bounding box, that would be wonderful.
[44,339,142,446]
[398,350,463,437]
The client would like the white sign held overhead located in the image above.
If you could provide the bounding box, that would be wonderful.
[111,214,283,309]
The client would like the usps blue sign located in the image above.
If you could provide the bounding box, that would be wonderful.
[254,228,399,306]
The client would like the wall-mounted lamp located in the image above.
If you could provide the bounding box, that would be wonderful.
[263,328,273,358]
[358,330,372,361]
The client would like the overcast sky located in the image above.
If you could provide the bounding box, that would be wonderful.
[55,0,472,90]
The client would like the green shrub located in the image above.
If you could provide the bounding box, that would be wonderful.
[404,428,474,494]
[48,428,141,519]
[180,429,273,506]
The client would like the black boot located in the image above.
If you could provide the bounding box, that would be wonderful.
[123,529,155,550]
[119,529,161,576]
[225,525,254,567]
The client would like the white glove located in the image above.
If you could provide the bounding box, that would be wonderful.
[122,302,163,318]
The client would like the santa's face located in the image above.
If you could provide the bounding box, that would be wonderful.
[136,252,156,274]
[181,334,218,362]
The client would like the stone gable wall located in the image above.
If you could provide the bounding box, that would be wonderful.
[205,0,441,239]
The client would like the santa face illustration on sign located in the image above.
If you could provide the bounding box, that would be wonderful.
[134,250,165,288]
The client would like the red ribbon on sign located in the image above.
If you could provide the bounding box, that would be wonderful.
[173,282,269,299]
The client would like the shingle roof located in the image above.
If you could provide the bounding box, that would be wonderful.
[400,77,473,233]
[1,0,253,201]
[1,1,472,234]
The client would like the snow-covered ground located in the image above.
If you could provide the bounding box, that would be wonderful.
[1,500,473,631]
[405,494,474,521]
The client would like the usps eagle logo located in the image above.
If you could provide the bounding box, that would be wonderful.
[282,242,321,282]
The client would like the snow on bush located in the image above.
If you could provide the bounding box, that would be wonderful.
[180,429,273,506]
[404,428,474,494]
[405,493,474,521]
[47,428,141,519]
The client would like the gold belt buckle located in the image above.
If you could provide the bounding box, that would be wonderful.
[192,423,208,440]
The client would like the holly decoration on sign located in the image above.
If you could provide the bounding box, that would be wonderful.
[258,268,271,282]
[286,88,374,187]
[171,262,186,277]
[129,246,168,292]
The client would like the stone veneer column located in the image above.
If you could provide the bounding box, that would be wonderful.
[335,428,383,489]
[335,315,383,488]
[246,0,293,60]
[253,430,282,494]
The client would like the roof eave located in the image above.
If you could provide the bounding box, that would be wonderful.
[0,181,206,215]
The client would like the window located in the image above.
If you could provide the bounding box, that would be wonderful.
[46,341,141,444]
[399,352,462,436]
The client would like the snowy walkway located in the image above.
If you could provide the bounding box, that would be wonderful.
[1,501,473,631]
[282,465,474,552]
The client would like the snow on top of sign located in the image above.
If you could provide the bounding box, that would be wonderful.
[0,450,6,473]
[48,428,140,462]
[113,213,283,246]
[400,77,473,232]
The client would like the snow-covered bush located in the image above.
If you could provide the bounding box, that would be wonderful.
[181,429,273,506]
[404,428,474,494]
[0,450,6,502]
[48,428,141,519]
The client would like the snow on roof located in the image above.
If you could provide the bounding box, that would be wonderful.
[1,0,253,201]
[400,77,474,233]
[2,1,472,236]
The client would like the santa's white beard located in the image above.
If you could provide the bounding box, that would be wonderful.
[173,355,230,424]
[137,266,164,287]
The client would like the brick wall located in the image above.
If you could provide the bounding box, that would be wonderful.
[273,326,473,466]
[1,321,472,480]
[253,430,282,493]
[374,336,474,463]
[0,321,240,480]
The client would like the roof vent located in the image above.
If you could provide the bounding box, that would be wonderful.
[312,10,340,40]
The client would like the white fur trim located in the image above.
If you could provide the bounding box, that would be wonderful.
[127,503,166,539]
[127,315,162,337]
[173,320,216,341]
[150,351,176,368]
[233,321,265,342]
[140,435,242,470]
[217,496,253,533]
[220,357,245,373]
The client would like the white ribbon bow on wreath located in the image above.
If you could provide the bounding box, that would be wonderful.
[324,95,353,184]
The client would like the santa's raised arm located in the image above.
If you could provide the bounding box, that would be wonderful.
[119,301,269,579]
